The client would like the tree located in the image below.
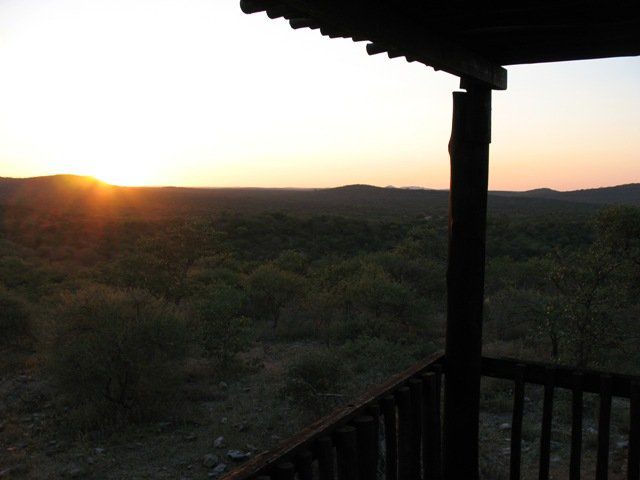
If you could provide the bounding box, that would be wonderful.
[595,205,640,296]
[48,286,188,427]
[548,246,622,368]
[347,263,411,319]
[245,264,304,329]
[188,284,251,368]
[107,220,217,304]
[0,285,31,347]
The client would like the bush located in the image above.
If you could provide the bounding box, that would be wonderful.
[47,286,189,429]
[283,350,343,415]
[0,285,31,346]
[188,285,251,369]
[339,336,421,377]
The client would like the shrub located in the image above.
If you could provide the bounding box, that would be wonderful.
[0,285,31,346]
[339,336,420,377]
[47,286,189,429]
[283,350,343,415]
[188,285,252,369]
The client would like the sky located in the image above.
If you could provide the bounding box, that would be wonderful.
[0,0,638,190]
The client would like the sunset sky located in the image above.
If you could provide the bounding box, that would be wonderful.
[0,0,638,190]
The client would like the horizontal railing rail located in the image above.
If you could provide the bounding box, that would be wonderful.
[481,356,640,480]
[482,356,640,398]
[222,354,640,480]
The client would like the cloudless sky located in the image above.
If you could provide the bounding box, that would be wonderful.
[0,0,638,190]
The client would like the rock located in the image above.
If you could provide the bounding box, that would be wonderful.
[237,423,248,432]
[202,454,219,468]
[498,423,510,431]
[94,447,105,455]
[0,464,27,478]
[227,450,251,461]
[62,463,87,478]
[617,440,629,449]
[86,457,95,465]
[157,421,171,432]
[218,381,228,390]
[220,417,228,424]
[209,463,227,478]
[214,436,225,449]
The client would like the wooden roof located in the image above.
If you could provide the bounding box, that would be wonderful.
[240,0,640,90]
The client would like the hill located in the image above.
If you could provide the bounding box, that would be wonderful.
[493,183,640,205]
[1,175,637,220]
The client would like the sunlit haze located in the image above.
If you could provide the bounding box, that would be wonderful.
[0,0,638,189]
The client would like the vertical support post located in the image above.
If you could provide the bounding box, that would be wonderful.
[443,78,492,480]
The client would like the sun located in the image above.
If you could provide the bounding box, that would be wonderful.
[79,155,157,187]
[92,161,156,187]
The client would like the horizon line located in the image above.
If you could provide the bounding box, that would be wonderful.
[2,173,640,194]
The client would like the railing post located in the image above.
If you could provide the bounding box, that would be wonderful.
[382,395,398,480]
[539,367,556,480]
[629,381,640,480]
[443,77,492,480]
[295,450,313,480]
[423,372,443,480]
[355,415,378,480]
[510,364,526,480]
[396,386,418,480]
[596,375,613,480]
[570,372,584,480]
[315,436,336,480]
[275,462,295,480]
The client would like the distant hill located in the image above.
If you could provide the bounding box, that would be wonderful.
[0,175,637,220]
[493,183,640,205]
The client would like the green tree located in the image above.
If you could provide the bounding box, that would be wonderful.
[548,246,622,367]
[48,286,188,427]
[188,284,251,368]
[107,220,216,303]
[0,285,31,347]
[347,263,411,318]
[245,264,304,328]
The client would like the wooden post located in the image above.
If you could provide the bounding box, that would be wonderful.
[443,78,492,480]
[510,364,526,480]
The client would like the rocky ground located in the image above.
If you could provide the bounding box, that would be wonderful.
[0,344,312,479]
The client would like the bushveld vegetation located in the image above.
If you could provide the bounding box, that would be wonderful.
[0,179,639,478]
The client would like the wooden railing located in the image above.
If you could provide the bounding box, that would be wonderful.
[482,357,640,480]
[223,351,444,480]
[222,353,640,480]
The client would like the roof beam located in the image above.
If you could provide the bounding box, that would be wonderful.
[240,0,508,90]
